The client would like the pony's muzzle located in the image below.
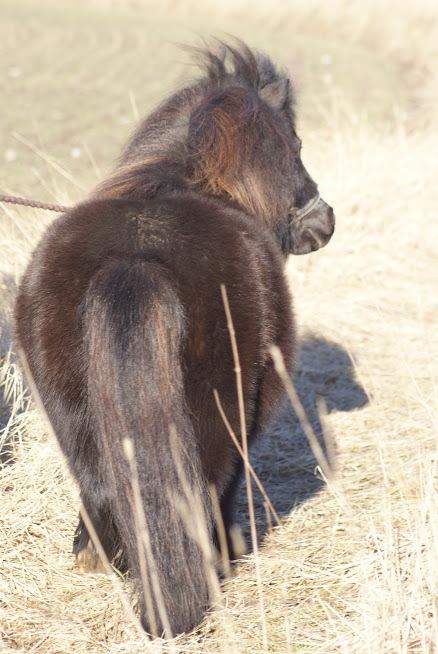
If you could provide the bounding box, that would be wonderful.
[289,197,335,255]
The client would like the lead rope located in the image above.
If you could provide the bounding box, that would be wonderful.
[0,193,70,213]
[1,191,322,220]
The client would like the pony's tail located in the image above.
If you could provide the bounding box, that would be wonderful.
[84,259,212,637]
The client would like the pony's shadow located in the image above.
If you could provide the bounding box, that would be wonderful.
[233,334,369,548]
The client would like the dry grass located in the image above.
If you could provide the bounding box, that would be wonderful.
[1,1,437,652]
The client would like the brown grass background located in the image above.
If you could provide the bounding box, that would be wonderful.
[0,0,437,652]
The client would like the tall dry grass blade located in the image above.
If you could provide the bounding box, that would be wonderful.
[0,203,36,245]
[209,483,231,579]
[168,425,239,654]
[122,436,174,641]
[78,501,146,641]
[270,344,332,482]
[269,345,355,518]
[213,388,280,525]
[263,501,273,536]
[129,89,140,122]
[13,132,85,191]
[81,140,102,180]
[168,425,221,602]
[122,437,160,640]
[220,283,268,650]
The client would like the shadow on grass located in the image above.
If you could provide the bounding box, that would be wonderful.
[233,334,370,549]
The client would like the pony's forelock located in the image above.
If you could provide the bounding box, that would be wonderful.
[190,39,295,105]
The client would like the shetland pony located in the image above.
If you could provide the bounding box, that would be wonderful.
[14,41,335,636]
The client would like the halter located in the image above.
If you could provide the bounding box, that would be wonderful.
[289,193,321,224]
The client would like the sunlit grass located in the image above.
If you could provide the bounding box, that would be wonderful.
[0,1,437,652]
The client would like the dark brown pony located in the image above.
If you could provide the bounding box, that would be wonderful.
[14,42,335,637]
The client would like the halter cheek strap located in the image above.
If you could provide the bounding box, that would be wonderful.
[289,193,321,224]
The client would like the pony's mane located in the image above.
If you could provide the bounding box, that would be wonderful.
[94,41,294,204]
[195,40,291,95]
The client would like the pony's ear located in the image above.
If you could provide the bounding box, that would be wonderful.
[259,78,289,111]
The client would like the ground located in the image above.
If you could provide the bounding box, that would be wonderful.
[0,1,437,652]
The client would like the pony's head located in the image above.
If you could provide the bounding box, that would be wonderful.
[187,42,335,255]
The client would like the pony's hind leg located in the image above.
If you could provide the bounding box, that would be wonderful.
[216,459,247,562]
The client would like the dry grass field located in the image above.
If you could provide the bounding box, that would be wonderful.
[1,0,437,652]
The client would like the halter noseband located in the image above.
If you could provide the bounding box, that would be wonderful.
[289,193,321,224]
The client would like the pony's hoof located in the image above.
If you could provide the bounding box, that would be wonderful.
[75,542,107,574]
